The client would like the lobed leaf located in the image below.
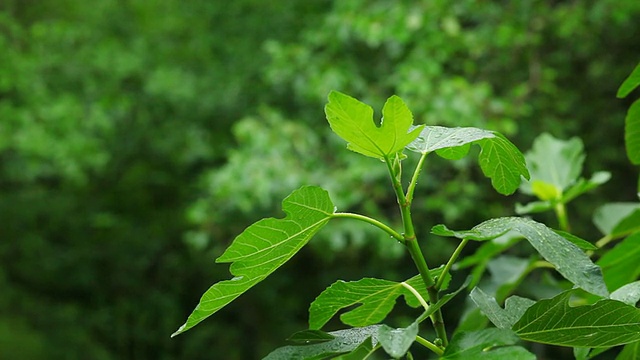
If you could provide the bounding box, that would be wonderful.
[324,91,423,159]
[441,328,536,360]
[433,217,609,297]
[308,269,447,330]
[172,186,335,337]
[469,287,535,329]
[406,126,529,195]
[263,326,381,360]
[513,290,640,347]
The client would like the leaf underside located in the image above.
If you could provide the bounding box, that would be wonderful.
[172,186,335,337]
[406,126,529,195]
[513,290,640,347]
[432,217,609,297]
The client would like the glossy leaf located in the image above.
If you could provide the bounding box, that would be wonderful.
[593,203,640,236]
[513,290,640,347]
[406,126,529,195]
[324,91,423,159]
[470,287,535,329]
[263,326,380,360]
[519,133,584,196]
[432,217,609,297]
[598,233,640,292]
[309,268,447,330]
[378,321,418,358]
[441,328,535,360]
[617,62,640,98]
[172,186,335,337]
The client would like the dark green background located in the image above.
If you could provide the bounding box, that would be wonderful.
[1,0,638,358]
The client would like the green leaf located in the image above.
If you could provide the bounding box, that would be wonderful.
[618,62,640,98]
[172,186,335,337]
[287,330,336,345]
[617,341,640,360]
[625,100,640,165]
[433,217,609,297]
[308,269,447,330]
[593,203,640,236]
[263,326,381,360]
[406,126,529,195]
[573,347,590,360]
[598,233,640,292]
[378,321,418,358]
[324,91,423,159]
[610,281,640,306]
[513,290,640,347]
[441,328,535,360]
[469,287,535,329]
[519,133,584,196]
[562,171,611,203]
[515,200,553,215]
[334,337,376,360]
[553,230,598,251]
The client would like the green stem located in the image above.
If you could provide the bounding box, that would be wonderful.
[383,154,448,346]
[436,238,469,290]
[554,202,570,232]
[406,152,428,203]
[332,212,404,242]
[415,335,444,356]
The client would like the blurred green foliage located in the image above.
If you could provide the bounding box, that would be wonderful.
[0,0,638,358]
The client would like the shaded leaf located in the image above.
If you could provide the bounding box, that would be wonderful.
[334,337,376,360]
[625,100,640,165]
[309,268,446,330]
[378,321,418,358]
[441,328,535,360]
[513,290,640,347]
[173,186,335,337]
[618,62,640,98]
[263,326,381,360]
[433,217,609,297]
[470,287,535,329]
[553,230,598,251]
[515,200,553,215]
[406,126,529,195]
[563,171,611,203]
[573,347,590,360]
[617,341,640,360]
[598,233,640,292]
[593,203,640,236]
[325,91,423,159]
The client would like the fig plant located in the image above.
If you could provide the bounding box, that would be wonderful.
[173,62,640,359]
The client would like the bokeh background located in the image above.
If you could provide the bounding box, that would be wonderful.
[1,0,639,359]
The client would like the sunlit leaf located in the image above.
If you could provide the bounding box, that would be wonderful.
[406,126,529,195]
[308,268,447,329]
[433,217,609,297]
[378,321,418,358]
[513,290,640,347]
[441,328,535,360]
[598,233,640,292]
[263,326,380,360]
[618,62,640,98]
[469,287,535,329]
[325,91,423,159]
[172,186,335,337]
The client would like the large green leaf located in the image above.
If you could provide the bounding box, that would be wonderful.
[598,233,640,292]
[324,91,423,159]
[308,268,448,329]
[513,290,640,347]
[618,62,640,98]
[469,287,535,329]
[263,326,381,360]
[172,186,335,337]
[625,100,640,165]
[432,217,609,297]
[406,126,529,195]
[441,328,535,360]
